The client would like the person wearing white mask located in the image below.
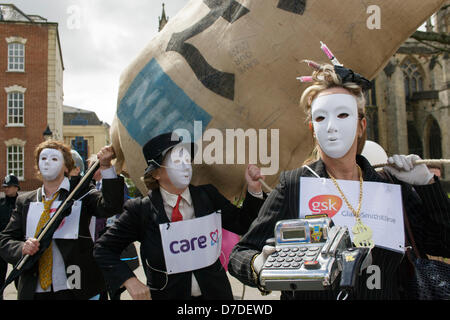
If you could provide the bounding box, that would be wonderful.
[228,61,450,300]
[0,140,124,300]
[94,132,267,300]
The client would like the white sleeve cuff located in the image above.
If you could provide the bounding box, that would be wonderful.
[100,166,117,179]
[248,189,264,199]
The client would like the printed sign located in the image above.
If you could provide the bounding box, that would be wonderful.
[299,177,404,252]
[159,212,222,274]
[308,194,343,217]
[26,201,82,240]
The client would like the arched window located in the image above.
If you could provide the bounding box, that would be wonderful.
[401,58,424,98]
[407,121,423,158]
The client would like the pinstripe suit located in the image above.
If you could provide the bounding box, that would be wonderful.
[228,155,450,300]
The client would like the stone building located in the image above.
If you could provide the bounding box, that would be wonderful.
[63,105,110,169]
[0,4,64,191]
[366,3,449,187]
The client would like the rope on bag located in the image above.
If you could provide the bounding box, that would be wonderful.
[258,159,450,193]
[372,159,450,169]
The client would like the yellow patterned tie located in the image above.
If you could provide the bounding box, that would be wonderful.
[34,191,59,290]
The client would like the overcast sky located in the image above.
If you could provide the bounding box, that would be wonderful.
[3,0,187,125]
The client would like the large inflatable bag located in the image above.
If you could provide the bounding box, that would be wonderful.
[112,0,444,199]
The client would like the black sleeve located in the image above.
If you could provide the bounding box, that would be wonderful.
[405,176,450,258]
[228,172,291,287]
[93,198,142,294]
[83,176,125,219]
[0,200,26,265]
[202,184,265,235]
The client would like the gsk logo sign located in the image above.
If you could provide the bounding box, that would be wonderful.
[308,195,343,217]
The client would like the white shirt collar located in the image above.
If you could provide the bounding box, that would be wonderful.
[41,177,70,201]
[160,186,192,207]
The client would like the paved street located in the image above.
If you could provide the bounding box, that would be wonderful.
[3,242,280,300]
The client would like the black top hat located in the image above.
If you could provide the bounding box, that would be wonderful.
[142,132,196,175]
[2,174,20,190]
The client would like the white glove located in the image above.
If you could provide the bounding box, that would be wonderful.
[252,245,276,275]
[384,154,434,185]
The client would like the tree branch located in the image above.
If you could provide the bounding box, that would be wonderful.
[411,31,450,45]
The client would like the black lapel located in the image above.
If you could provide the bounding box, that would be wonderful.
[356,155,387,183]
[304,158,328,178]
[58,188,69,202]
[293,159,326,217]
[148,189,170,224]
[188,185,211,218]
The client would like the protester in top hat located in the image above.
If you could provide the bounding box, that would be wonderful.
[0,174,20,299]
[94,132,267,300]
[228,59,450,300]
[0,140,124,300]
[86,154,140,300]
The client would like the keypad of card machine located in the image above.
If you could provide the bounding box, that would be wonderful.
[264,245,323,270]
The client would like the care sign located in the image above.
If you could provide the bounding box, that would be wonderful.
[159,212,222,274]
[299,177,404,253]
[26,201,82,239]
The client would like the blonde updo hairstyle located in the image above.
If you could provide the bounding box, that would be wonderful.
[299,62,367,165]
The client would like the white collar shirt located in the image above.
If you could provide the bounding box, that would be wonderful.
[158,186,201,297]
[36,177,70,293]
[159,187,194,221]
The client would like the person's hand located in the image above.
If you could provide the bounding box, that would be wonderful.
[384,154,434,185]
[252,245,276,275]
[97,146,116,170]
[245,164,264,194]
[123,277,151,300]
[22,238,40,256]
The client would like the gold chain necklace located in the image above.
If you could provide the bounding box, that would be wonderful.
[327,165,374,249]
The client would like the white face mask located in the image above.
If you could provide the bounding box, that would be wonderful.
[39,148,65,181]
[311,93,358,159]
[163,145,193,190]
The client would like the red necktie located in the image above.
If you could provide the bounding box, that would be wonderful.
[171,194,183,222]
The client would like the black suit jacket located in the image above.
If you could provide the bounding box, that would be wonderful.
[0,176,124,300]
[228,155,450,300]
[94,184,265,300]
[0,196,17,232]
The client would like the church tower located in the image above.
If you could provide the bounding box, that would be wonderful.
[158,3,168,31]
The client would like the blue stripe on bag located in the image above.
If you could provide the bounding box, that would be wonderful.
[117,58,212,146]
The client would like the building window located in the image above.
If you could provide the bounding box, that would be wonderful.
[71,136,88,166]
[7,42,25,71]
[7,91,24,125]
[427,117,442,159]
[70,115,89,125]
[7,145,24,180]
[401,58,424,98]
